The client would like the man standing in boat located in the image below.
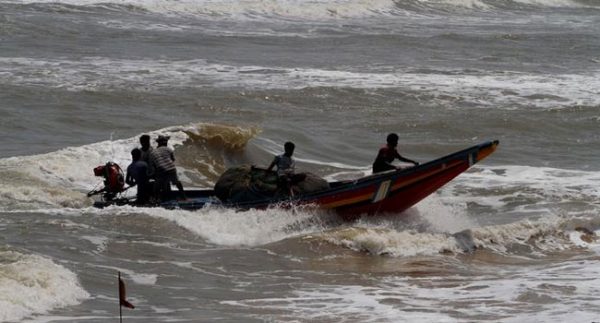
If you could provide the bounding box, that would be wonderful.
[149,135,185,201]
[267,141,305,195]
[139,134,155,191]
[372,133,419,174]
[125,148,150,205]
[139,134,153,163]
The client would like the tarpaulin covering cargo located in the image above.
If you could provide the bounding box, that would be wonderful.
[214,165,329,203]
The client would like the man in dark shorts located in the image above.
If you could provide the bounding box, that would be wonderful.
[149,135,185,201]
[372,133,419,174]
[125,148,150,205]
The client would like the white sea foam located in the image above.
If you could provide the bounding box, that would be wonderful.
[78,202,325,248]
[223,254,600,321]
[11,0,402,19]
[416,194,475,233]
[379,259,600,321]
[93,264,158,285]
[0,249,89,322]
[2,57,599,108]
[142,204,332,246]
[416,0,491,9]
[7,0,594,19]
[321,212,600,257]
[439,165,600,213]
[511,0,591,7]
[222,284,446,322]
[416,0,591,9]
[80,235,109,253]
[128,272,158,285]
[323,227,463,256]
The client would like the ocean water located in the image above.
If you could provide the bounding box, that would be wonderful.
[1,0,600,322]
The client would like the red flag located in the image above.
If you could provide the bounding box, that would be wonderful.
[119,274,135,309]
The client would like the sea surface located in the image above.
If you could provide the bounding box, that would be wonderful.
[1,0,600,322]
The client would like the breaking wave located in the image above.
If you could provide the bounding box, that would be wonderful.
[0,248,89,322]
[3,57,600,109]
[320,212,600,258]
[5,0,599,20]
[0,123,259,210]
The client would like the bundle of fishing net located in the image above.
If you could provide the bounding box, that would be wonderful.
[214,165,329,203]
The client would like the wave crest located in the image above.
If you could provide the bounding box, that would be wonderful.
[319,214,600,258]
[0,122,259,210]
[0,248,89,322]
[10,0,598,20]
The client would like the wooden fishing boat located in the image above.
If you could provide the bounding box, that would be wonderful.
[93,140,499,219]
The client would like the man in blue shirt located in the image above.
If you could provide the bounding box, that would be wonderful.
[126,148,150,205]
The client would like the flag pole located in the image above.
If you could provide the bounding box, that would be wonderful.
[118,270,135,322]
[118,271,123,323]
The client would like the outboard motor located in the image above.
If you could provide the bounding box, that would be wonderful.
[87,162,125,201]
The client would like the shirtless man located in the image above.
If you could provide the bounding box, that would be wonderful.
[372,133,419,174]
